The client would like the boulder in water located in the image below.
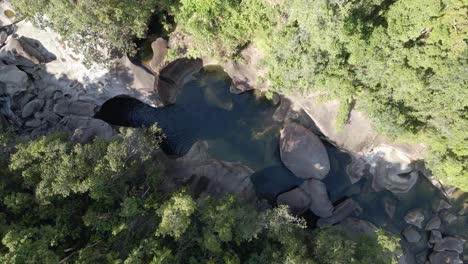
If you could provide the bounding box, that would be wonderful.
[425,216,441,230]
[402,226,421,243]
[429,230,442,244]
[280,122,330,180]
[433,237,464,254]
[277,187,311,215]
[404,209,425,228]
[299,179,333,218]
[317,198,362,226]
[166,141,256,201]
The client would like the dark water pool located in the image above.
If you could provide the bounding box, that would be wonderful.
[96,67,467,258]
[95,66,355,200]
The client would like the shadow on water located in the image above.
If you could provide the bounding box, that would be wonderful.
[95,66,354,201]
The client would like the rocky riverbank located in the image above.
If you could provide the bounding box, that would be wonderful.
[1,2,465,263]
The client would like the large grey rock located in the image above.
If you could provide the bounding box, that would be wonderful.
[402,226,422,243]
[280,123,330,180]
[370,146,419,193]
[22,99,44,118]
[53,101,97,117]
[337,217,378,238]
[404,209,425,228]
[0,31,7,46]
[434,237,464,253]
[429,230,442,244]
[165,141,256,201]
[425,216,441,230]
[157,58,203,105]
[25,119,44,128]
[317,198,361,226]
[55,116,117,143]
[440,210,458,225]
[434,199,452,212]
[0,37,56,66]
[429,251,461,264]
[223,43,268,94]
[299,179,333,218]
[149,38,168,72]
[277,187,311,215]
[0,63,28,95]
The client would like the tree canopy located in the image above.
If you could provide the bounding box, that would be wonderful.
[0,130,400,263]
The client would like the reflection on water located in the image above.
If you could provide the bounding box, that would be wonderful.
[96,66,466,250]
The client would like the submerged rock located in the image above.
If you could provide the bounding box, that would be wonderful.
[299,179,333,218]
[277,187,311,215]
[404,209,425,228]
[402,226,421,243]
[280,122,330,180]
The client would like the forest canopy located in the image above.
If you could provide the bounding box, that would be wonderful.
[0,131,401,263]
[10,0,468,190]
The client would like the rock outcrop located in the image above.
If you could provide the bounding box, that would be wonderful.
[369,146,419,193]
[157,58,203,105]
[280,122,330,180]
[277,187,311,215]
[55,116,117,143]
[429,251,461,264]
[404,209,425,229]
[149,38,168,73]
[433,237,464,254]
[165,141,256,201]
[317,198,362,226]
[402,226,422,243]
[223,44,268,94]
[299,179,334,218]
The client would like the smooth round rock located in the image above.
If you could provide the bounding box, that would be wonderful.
[277,187,311,215]
[280,123,330,180]
[299,179,333,218]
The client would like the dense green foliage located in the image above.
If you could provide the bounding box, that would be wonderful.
[0,131,400,263]
[169,0,467,190]
[11,0,165,64]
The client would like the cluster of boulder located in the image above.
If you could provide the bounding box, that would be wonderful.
[276,122,361,223]
[0,30,116,143]
[400,200,465,263]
